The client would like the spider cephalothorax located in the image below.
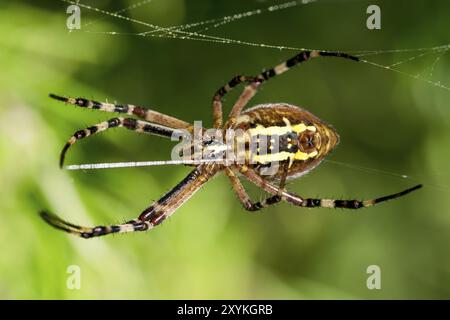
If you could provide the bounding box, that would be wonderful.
[40,50,421,239]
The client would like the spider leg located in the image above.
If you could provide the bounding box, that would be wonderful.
[59,117,178,168]
[255,50,358,84]
[39,211,145,238]
[225,50,359,128]
[40,166,216,238]
[49,94,192,130]
[225,168,282,211]
[225,162,289,211]
[238,165,422,209]
[212,76,257,128]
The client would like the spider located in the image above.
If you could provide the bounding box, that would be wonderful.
[40,50,422,239]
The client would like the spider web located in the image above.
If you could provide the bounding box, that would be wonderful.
[64,0,450,92]
[61,0,450,192]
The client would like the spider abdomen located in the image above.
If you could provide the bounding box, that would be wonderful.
[234,103,339,180]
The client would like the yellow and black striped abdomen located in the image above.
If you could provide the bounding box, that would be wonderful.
[235,103,340,180]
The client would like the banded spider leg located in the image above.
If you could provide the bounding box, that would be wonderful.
[40,165,218,238]
[211,50,359,129]
[236,165,422,210]
[59,117,179,168]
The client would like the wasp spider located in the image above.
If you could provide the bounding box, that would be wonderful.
[40,50,422,238]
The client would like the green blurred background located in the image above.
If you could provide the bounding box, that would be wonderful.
[0,0,449,299]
